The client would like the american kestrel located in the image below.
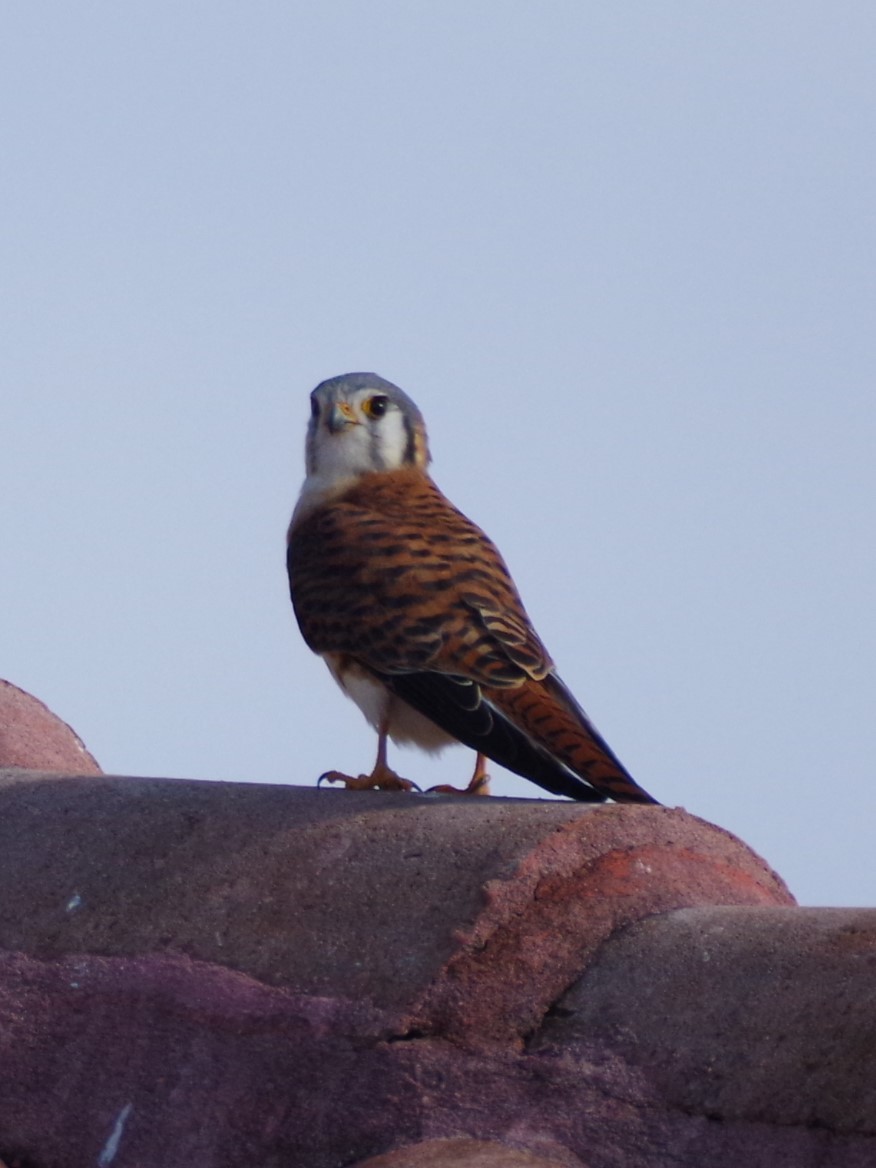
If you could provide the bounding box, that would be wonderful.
[287,373,657,804]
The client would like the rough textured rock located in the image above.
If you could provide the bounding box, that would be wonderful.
[0,772,871,1168]
[0,772,791,1047]
[0,680,100,773]
[351,1139,583,1167]
[534,904,876,1134]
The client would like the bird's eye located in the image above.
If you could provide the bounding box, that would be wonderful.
[310,397,320,419]
[363,394,389,419]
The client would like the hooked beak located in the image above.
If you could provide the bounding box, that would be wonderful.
[327,400,359,434]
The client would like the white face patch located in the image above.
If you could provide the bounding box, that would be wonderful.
[311,413,375,479]
[370,403,409,471]
[293,390,414,524]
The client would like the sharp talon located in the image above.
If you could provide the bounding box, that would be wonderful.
[314,768,421,793]
[426,774,491,797]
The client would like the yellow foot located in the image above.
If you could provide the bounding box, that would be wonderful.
[427,773,491,797]
[317,765,420,793]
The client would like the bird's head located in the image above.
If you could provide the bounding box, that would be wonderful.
[303,373,431,482]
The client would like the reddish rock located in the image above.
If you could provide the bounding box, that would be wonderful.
[408,802,794,1045]
[0,774,871,1167]
[352,1139,584,1167]
[0,680,100,773]
[0,775,791,1043]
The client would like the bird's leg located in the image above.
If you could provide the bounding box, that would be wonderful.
[468,752,492,795]
[318,723,420,792]
[428,752,491,797]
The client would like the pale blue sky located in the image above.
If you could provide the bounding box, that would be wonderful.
[2,3,874,906]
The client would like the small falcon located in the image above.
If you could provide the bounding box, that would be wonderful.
[287,372,657,804]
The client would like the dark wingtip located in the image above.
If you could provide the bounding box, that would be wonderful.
[373,670,612,803]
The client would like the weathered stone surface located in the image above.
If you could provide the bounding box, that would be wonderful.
[2,937,874,1168]
[0,773,871,1167]
[0,680,101,773]
[0,772,791,1048]
[408,799,794,1045]
[352,1139,584,1167]
[534,904,876,1134]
